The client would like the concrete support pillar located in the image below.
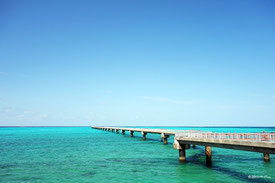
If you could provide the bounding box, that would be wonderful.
[161,133,169,144]
[173,140,186,162]
[179,147,186,162]
[264,153,270,162]
[164,137,168,144]
[164,136,169,144]
[129,131,134,137]
[205,146,212,166]
[141,131,147,140]
[116,129,119,133]
[122,130,125,135]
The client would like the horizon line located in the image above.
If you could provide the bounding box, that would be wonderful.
[0,125,275,128]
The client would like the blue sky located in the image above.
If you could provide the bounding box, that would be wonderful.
[0,0,275,126]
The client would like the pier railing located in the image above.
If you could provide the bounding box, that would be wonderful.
[176,131,275,142]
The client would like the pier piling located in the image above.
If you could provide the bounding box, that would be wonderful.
[161,133,169,144]
[141,131,147,140]
[205,146,212,166]
[173,140,186,162]
[164,136,169,144]
[179,149,186,162]
[264,153,270,162]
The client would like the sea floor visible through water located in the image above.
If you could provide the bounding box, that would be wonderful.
[0,126,274,183]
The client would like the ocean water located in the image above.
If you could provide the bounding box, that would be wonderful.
[0,126,274,183]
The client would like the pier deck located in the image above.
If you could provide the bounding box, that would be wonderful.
[92,126,275,165]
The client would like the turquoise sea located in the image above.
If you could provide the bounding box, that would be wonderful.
[0,126,274,183]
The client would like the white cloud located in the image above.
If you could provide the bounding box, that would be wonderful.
[140,96,198,105]
[18,74,29,78]
[0,107,13,113]
[217,105,233,110]
[238,100,249,104]
[23,110,36,114]
[41,114,48,118]
[0,72,29,78]
[251,93,260,97]
[0,107,49,122]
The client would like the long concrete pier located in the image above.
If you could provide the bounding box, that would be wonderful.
[93,126,174,143]
[92,126,275,165]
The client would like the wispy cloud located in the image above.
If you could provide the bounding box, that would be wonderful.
[0,71,30,78]
[217,105,233,110]
[41,114,48,118]
[18,74,29,78]
[0,107,13,113]
[0,107,49,121]
[23,110,36,114]
[140,96,198,105]
[251,93,260,97]
[0,72,30,78]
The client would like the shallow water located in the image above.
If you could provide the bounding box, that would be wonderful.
[0,127,274,183]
